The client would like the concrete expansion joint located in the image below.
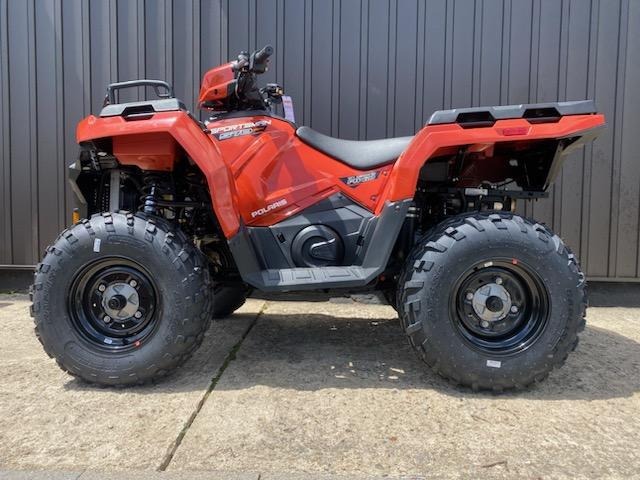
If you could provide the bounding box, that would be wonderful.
[156,302,268,472]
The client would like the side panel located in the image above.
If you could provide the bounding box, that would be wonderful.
[384,114,606,201]
[209,116,394,224]
[247,194,375,270]
[76,111,241,237]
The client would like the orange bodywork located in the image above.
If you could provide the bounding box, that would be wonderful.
[112,132,178,171]
[386,114,604,200]
[77,111,605,239]
[198,63,235,108]
[78,112,240,236]
[208,116,394,226]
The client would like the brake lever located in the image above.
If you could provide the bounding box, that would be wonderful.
[233,51,250,71]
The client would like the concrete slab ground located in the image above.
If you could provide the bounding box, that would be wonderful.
[0,294,265,471]
[1,293,639,478]
[170,300,640,478]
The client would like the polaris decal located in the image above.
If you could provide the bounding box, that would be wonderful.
[251,198,288,218]
[340,171,380,187]
[210,119,271,140]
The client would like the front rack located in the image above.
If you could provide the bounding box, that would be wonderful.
[104,79,174,106]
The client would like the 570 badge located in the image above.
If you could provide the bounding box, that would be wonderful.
[340,171,380,187]
[210,119,271,140]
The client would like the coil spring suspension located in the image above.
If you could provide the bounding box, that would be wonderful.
[140,173,173,215]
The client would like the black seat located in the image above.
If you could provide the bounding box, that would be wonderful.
[296,126,413,170]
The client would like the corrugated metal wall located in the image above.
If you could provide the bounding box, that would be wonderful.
[1,0,639,281]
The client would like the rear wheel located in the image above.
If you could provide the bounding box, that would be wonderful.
[398,212,586,391]
[31,212,212,386]
[212,284,247,318]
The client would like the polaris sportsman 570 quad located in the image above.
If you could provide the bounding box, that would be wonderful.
[32,45,605,391]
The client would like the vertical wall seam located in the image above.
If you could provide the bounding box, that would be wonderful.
[357,0,362,138]
[555,0,569,234]
[193,0,200,108]
[28,0,38,261]
[608,0,628,277]
[584,0,599,274]
[110,0,117,82]
[1,0,12,262]
[580,0,600,272]
[413,0,420,129]
[476,0,483,107]
[385,0,396,137]
[470,0,477,106]
[305,0,311,126]
[54,0,64,231]
[498,0,505,104]
[442,0,448,108]
[360,0,369,139]
[419,0,427,126]
[331,0,339,137]
[82,0,91,111]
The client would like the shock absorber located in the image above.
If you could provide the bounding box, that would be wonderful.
[140,173,173,216]
[397,204,420,260]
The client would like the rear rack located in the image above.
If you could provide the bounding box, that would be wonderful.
[427,100,597,128]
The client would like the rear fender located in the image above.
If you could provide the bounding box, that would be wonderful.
[76,111,241,237]
[384,113,605,200]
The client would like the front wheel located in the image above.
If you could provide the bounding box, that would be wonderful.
[31,212,213,386]
[398,212,586,391]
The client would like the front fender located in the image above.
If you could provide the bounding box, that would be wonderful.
[76,112,241,237]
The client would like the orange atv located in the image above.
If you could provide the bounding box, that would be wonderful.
[32,45,605,390]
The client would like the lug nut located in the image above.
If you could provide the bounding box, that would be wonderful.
[129,280,138,288]
[103,315,112,323]
[134,311,142,319]
[466,292,474,301]
[481,320,490,328]
[98,284,106,292]
[511,305,518,313]
[495,277,503,285]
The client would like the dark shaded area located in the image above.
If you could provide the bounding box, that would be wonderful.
[587,282,640,307]
[0,269,32,292]
[256,281,640,307]
[64,308,640,401]
[209,312,640,401]
[3,268,640,307]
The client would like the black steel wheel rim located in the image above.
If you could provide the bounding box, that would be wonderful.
[68,258,159,350]
[451,259,549,355]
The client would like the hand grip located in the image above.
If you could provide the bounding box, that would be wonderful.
[254,45,274,64]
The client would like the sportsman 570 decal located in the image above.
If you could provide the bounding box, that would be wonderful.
[209,119,271,140]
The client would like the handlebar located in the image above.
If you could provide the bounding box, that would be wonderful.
[253,45,273,64]
[232,45,273,74]
[228,45,276,109]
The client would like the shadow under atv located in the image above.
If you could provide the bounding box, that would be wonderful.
[64,309,640,401]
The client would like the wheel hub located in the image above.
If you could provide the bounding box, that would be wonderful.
[453,262,550,355]
[69,260,158,350]
[471,282,512,322]
[102,283,140,320]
